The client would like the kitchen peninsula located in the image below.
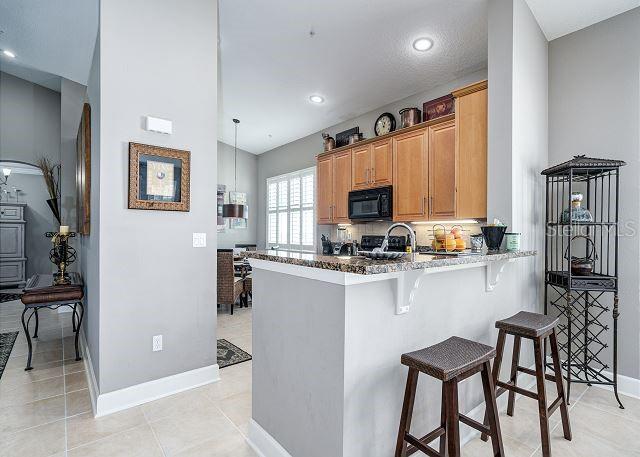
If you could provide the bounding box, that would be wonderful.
[246,249,536,457]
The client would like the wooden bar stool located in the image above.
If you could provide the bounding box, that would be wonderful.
[395,336,505,457]
[481,311,572,457]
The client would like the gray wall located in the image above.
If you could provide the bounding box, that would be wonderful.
[217,140,258,248]
[549,8,640,379]
[256,69,488,249]
[82,34,101,384]
[511,0,548,329]
[0,71,62,279]
[0,71,61,165]
[251,259,538,456]
[486,0,513,224]
[92,0,218,394]
[486,0,548,328]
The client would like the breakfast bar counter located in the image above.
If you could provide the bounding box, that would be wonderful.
[245,249,536,457]
[246,249,535,275]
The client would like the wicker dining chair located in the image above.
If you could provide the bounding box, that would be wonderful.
[243,274,252,306]
[217,249,244,315]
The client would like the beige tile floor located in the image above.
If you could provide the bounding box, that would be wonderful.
[2,293,639,456]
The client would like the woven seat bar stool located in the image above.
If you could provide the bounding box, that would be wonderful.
[395,336,505,457]
[481,311,572,457]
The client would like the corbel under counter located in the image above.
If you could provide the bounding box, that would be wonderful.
[247,249,536,314]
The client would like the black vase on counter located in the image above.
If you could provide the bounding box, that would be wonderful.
[481,226,507,251]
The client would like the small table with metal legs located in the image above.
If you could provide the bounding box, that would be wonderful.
[20,273,84,371]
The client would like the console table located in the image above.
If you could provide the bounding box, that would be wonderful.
[21,273,84,371]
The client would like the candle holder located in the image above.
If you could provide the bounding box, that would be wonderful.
[45,231,77,285]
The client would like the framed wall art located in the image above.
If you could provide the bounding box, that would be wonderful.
[128,142,191,211]
[76,103,91,234]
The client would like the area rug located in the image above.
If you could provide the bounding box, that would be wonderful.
[0,331,19,379]
[0,292,22,303]
[217,339,251,369]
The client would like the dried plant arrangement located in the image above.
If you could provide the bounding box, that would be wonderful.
[36,157,61,199]
[36,156,62,223]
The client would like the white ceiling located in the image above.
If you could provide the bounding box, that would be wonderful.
[218,0,488,154]
[525,0,640,40]
[0,0,98,85]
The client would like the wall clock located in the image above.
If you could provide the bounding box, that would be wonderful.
[374,112,396,136]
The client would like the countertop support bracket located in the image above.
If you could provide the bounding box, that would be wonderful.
[485,258,515,292]
[393,259,517,314]
[394,270,424,315]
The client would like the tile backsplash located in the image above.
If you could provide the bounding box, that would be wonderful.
[317,221,482,251]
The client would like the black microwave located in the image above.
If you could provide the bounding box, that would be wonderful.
[348,186,392,221]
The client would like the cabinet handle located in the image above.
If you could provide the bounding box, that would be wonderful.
[421,196,425,215]
[371,167,375,182]
[365,168,369,184]
[430,196,433,216]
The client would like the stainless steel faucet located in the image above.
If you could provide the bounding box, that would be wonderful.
[381,222,416,253]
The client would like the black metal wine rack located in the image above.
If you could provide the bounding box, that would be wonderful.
[542,155,626,409]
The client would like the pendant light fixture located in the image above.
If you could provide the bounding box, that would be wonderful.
[222,118,247,219]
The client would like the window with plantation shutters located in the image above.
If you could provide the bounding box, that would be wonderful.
[266,167,316,252]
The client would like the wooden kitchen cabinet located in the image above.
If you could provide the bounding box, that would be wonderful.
[393,128,428,221]
[317,150,352,224]
[428,120,456,219]
[333,150,352,223]
[371,139,392,186]
[351,139,392,190]
[317,154,334,224]
[316,79,487,224]
[351,145,370,190]
[453,80,487,219]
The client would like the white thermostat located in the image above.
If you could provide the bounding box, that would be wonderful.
[144,116,173,135]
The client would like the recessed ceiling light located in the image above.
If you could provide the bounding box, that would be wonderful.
[309,95,324,104]
[412,38,433,52]
[2,49,16,58]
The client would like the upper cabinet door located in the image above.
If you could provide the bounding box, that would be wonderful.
[454,82,487,219]
[371,139,392,187]
[351,145,370,190]
[317,154,333,224]
[428,120,456,220]
[333,150,352,223]
[393,129,428,221]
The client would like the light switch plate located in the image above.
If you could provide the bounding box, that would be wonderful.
[193,233,207,248]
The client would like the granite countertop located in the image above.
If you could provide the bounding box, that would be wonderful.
[246,249,536,275]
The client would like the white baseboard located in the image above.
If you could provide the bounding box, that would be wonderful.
[247,419,292,457]
[593,370,640,400]
[79,333,220,417]
[79,331,99,417]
